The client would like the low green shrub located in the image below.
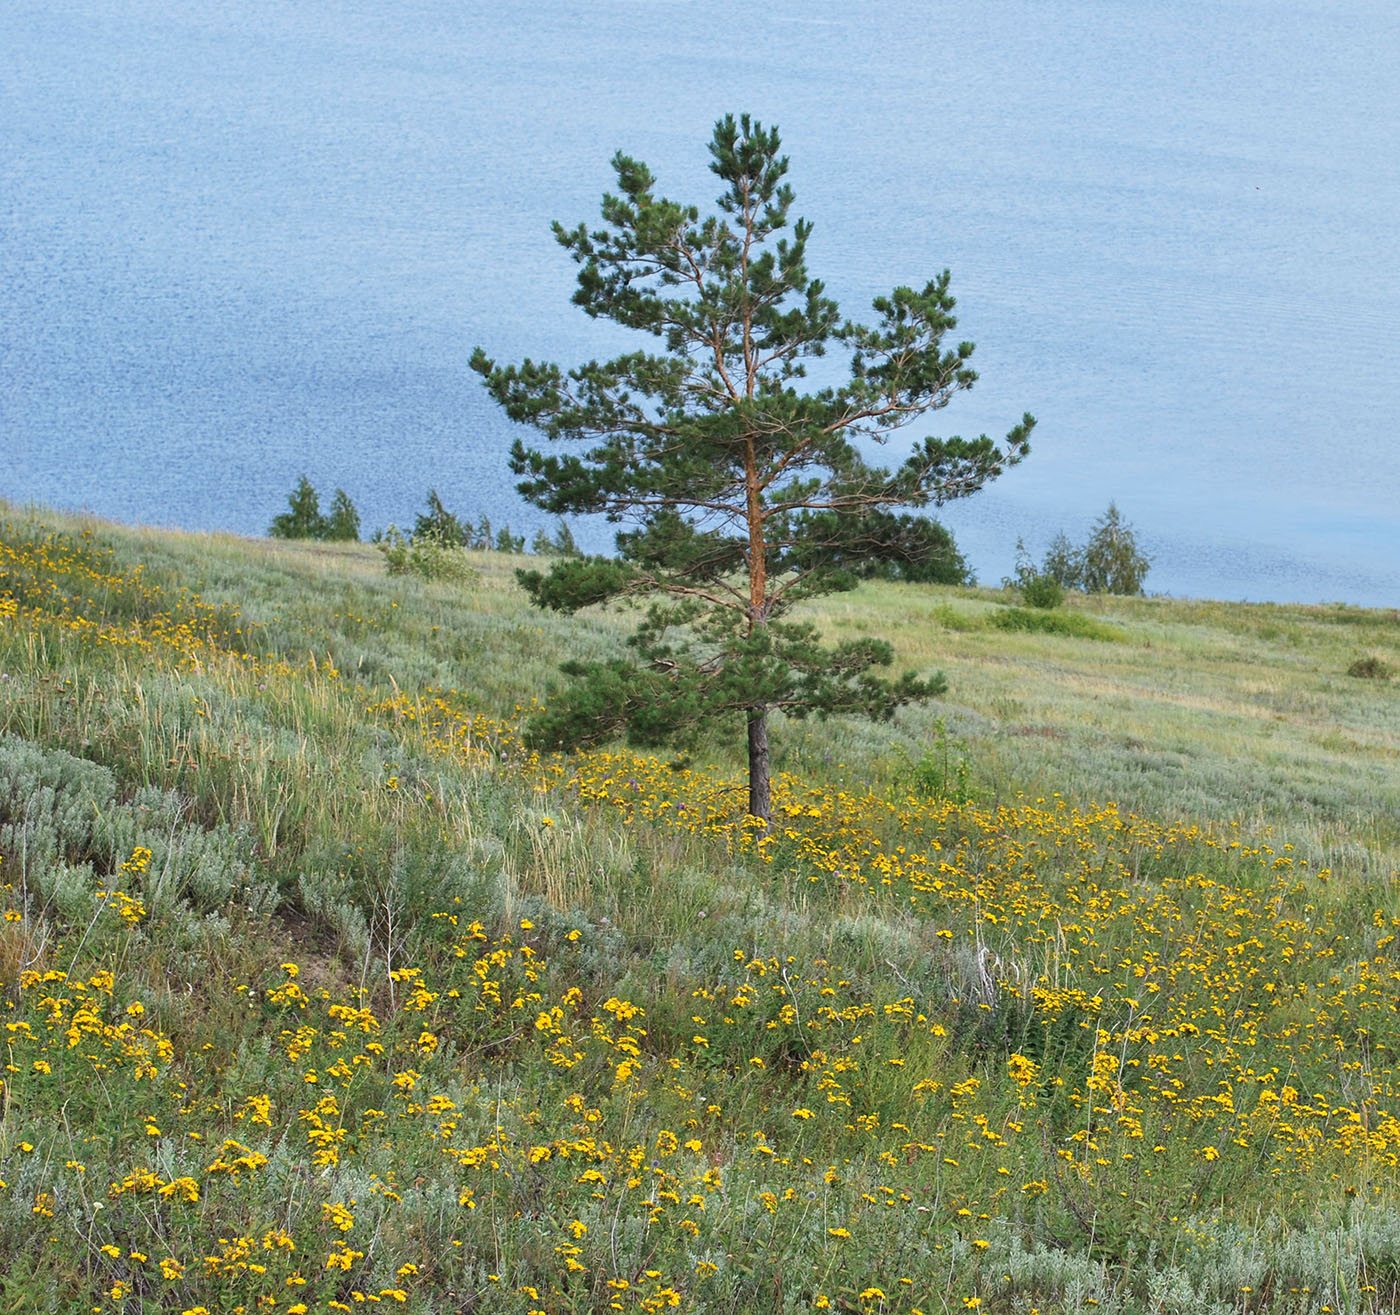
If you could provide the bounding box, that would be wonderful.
[928,601,986,632]
[1004,537,1065,607]
[375,526,481,584]
[1020,571,1065,609]
[990,605,1125,641]
[1347,654,1393,679]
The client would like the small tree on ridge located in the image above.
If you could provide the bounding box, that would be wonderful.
[269,475,325,540]
[1079,502,1151,594]
[472,114,1035,821]
[324,489,362,542]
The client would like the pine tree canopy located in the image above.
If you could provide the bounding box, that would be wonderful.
[472,113,1035,821]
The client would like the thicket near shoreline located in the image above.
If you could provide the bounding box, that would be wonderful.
[2,504,1399,1313]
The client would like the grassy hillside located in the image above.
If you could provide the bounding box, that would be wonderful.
[1,503,1399,1314]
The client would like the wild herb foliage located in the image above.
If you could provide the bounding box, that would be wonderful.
[0,736,272,924]
[3,511,1400,1313]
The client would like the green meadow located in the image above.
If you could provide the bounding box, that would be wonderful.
[2,502,1399,1314]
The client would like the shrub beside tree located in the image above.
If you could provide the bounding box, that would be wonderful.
[413,489,471,547]
[1006,539,1066,608]
[375,525,480,583]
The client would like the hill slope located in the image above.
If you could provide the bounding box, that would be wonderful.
[2,504,1399,1314]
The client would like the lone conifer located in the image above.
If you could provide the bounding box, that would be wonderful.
[473,114,1034,820]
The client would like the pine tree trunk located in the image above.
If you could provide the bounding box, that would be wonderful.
[747,708,771,824]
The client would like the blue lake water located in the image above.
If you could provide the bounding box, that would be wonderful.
[4,0,1398,604]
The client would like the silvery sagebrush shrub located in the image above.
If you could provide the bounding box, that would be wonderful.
[0,734,276,928]
[0,734,114,872]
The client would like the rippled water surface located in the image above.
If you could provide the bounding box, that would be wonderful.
[5,0,1398,603]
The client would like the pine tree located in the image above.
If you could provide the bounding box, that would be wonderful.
[472,114,1035,821]
[324,489,362,542]
[794,510,970,585]
[269,475,326,540]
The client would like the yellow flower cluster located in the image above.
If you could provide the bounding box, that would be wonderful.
[0,525,338,680]
[7,967,173,1082]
